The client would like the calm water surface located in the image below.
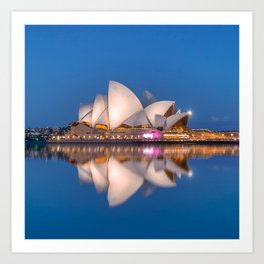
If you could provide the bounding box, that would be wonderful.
[25,143,239,239]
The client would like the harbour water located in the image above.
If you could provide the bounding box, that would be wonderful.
[25,143,239,239]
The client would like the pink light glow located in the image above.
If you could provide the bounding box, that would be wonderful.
[142,130,163,140]
[142,133,153,139]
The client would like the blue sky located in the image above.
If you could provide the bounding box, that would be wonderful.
[25,25,239,130]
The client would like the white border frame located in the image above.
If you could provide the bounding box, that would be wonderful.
[11,11,252,253]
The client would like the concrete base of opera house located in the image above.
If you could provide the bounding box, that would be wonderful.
[47,133,239,144]
[47,124,239,144]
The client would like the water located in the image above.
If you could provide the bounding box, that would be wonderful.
[25,143,239,239]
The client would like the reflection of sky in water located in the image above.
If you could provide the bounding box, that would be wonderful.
[25,143,239,239]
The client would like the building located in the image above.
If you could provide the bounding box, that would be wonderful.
[75,80,191,133]
[45,82,239,142]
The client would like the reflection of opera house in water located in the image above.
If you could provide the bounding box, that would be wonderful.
[26,144,239,207]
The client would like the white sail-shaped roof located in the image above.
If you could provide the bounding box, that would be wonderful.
[79,103,93,121]
[144,160,176,187]
[144,101,174,127]
[154,114,167,129]
[92,94,108,127]
[108,80,143,129]
[82,111,93,123]
[141,90,156,107]
[95,108,109,126]
[107,157,144,207]
[77,81,190,130]
[90,160,108,192]
[123,110,150,127]
[165,112,189,130]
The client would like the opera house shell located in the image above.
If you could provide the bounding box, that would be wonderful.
[78,80,191,131]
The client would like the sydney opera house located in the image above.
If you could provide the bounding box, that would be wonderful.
[47,80,239,142]
[75,80,191,133]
